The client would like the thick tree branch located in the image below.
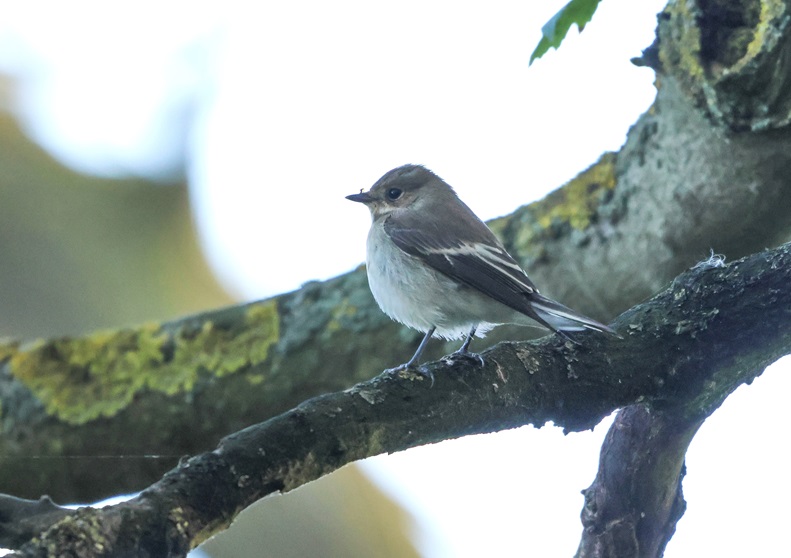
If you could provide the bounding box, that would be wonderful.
[3,241,790,557]
[0,496,70,550]
[3,0,791,510]
[570,4,791,554]
[576,406,700,557]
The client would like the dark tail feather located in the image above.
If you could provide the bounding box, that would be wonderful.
[529,293,619,336]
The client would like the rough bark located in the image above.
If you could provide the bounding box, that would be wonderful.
[576,406,700,557]
[573,2,791,554]
[2,1,791,555]
[4,1,791,502]
[6,5,791,498]
[2,240,790,557]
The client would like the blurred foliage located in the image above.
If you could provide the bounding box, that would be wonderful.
[202,466,421,558]
[0,76,420,557]
[0,111,233,339]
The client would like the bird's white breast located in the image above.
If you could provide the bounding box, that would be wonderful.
[365,220,506,339]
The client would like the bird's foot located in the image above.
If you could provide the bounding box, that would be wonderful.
[443,349,485,367]
[385,363,435,387]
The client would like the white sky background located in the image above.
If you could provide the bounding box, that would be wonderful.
[1,1,790,557]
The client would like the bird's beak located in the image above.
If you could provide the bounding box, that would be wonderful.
[346,192,374,204]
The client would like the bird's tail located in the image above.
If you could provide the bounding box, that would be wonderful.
[529,293,618,336]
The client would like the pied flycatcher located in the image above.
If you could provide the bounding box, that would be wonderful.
[347,164,616,373]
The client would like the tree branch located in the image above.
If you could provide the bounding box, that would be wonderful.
[576,406,700,557]
[6,1,791,505]
[570,4,791,554]
[0,496,70,550]
[4,240,790,557]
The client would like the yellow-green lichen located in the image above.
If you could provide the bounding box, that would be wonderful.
[247,373,266,385]
[531,152,617,231]
[10,300,280,424]
[657,0,774,86]
[168,506,191,542]
[161,301,279,386]
[326,297,359,333]
[740,0,784,69]
[10,324,169,424]
[659,0,706,93]
[41,507,107,554]
[244,301,281,364]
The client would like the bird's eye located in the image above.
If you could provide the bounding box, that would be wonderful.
[387,188,403,200]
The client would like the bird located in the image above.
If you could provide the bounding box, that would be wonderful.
[346,164,616,375]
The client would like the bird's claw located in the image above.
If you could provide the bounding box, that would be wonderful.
[443,350,485,367]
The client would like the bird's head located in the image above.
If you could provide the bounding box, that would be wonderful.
[346,164,453,220]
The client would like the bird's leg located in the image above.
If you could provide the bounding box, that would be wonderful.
[445,325,484,366]
[456,325,476,354]
[386,327,436,385]
[405,327,434,368]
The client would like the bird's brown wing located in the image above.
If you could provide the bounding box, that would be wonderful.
[384,213,616,334]
[383,213,540,315]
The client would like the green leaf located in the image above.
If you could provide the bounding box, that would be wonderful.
[530,0,603,64]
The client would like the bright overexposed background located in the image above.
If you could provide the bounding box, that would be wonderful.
[1,1,789,556]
